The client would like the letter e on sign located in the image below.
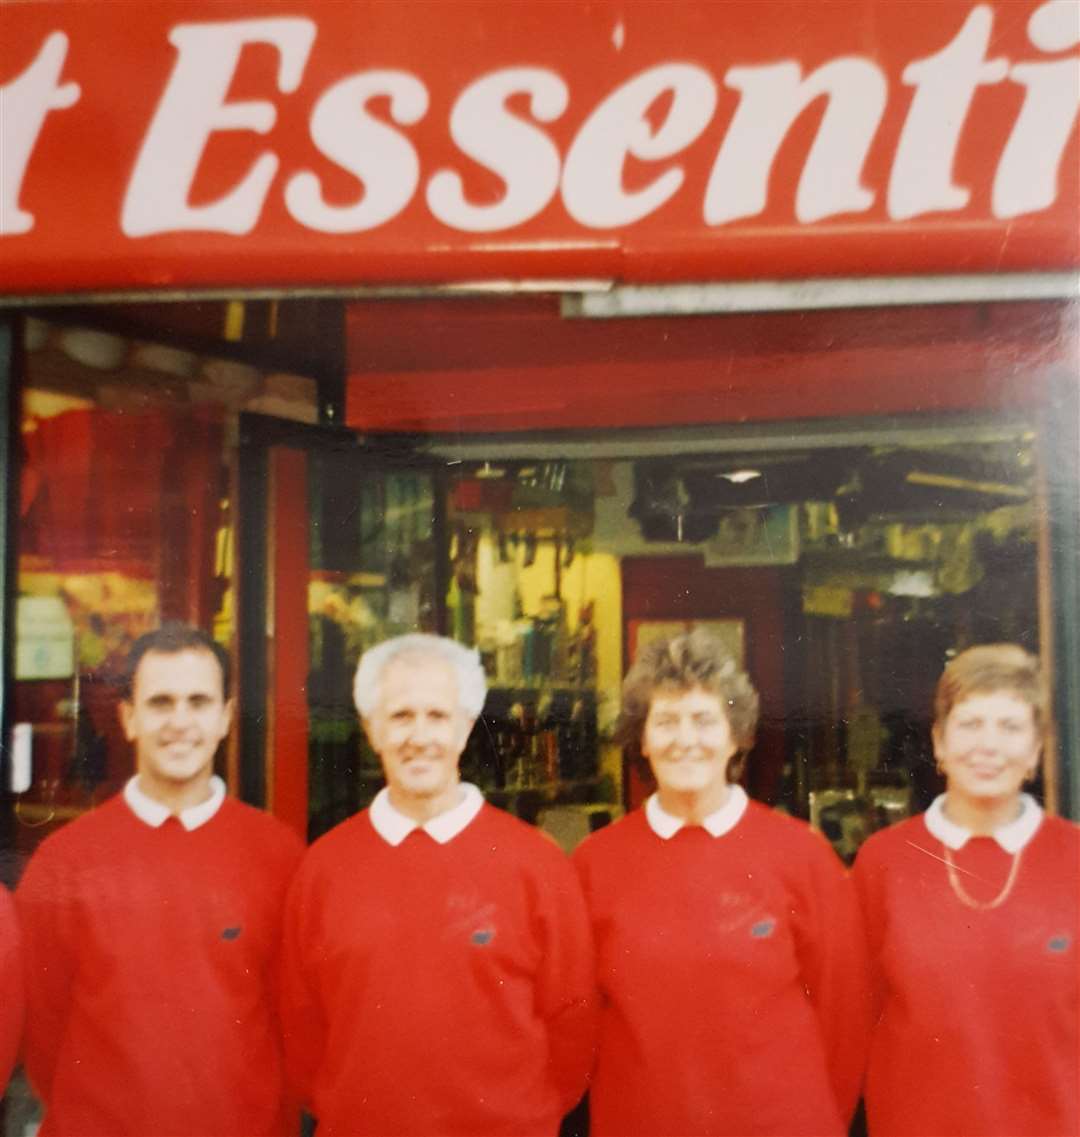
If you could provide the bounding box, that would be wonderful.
[562,63,717,228]
[121,18,316,237]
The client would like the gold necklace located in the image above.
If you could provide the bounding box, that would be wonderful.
[943,844,1023,910]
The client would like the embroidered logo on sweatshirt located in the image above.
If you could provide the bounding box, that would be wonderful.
[750,918,777,939]
[1047,934,1071,953]
[221,926,242,941]
[447,892,499,946]
[713,890,760,934]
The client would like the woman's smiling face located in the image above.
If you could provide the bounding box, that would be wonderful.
[934,689,1042,807]
[642,686,737,801]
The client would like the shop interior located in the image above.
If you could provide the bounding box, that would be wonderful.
[3,295,1056,874]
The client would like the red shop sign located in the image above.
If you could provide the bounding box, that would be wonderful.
[2,0,1078,296]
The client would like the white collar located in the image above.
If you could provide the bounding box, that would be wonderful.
[645,784,749,839]
[369,782,484,847]
[123,775,226,832]
[925,792,1043,853]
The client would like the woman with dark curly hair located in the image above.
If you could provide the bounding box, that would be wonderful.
[853,644,1079,1137]
[572,629,870,1136]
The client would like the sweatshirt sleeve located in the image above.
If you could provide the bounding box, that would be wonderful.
[530,845,598,1113]
[0,886,24,1094]
[278,862,328,1113]
[790,829,873,1125]
[14,839,77,1102]
[262,828,306,1127]
[851,831,889,1027]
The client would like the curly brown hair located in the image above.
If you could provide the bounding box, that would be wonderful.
[618,628,760,783]
[933,643,1047,737]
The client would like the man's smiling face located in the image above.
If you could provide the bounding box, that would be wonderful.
[120,648,232,800]
[363,654,475,820]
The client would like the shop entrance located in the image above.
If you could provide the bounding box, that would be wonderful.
[1,295,1075,875]
[232,404,1048,860]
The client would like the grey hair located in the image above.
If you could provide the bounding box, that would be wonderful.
[353,634,488,719]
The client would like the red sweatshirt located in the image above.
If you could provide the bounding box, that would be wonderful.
[572,799,871,1137]
[280,801,596,1136]
[0,885,23,1093]
[16,792,303,1137]
[853,806,1080,1137]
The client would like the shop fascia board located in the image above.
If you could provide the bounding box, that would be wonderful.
[3,271,1076,311]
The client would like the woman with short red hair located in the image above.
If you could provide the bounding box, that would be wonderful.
[854,643,1079,1136]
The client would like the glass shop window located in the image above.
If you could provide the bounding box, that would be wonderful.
[444,431,1041,863]
[10,317,318,849]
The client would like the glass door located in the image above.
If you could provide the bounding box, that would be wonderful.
[236,415,446,842]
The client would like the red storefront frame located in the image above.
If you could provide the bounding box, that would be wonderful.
[2,0,1077,295]
[1,0,1077,828]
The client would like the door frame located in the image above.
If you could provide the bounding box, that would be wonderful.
[235,413,449,829]
[0,315,22,872]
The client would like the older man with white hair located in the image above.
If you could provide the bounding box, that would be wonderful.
[281,633,596,1137]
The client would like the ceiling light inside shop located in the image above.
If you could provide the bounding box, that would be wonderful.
[719,469,763,484]
[59,328,126,370]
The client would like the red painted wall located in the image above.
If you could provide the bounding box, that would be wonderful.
[345,299,1071,433]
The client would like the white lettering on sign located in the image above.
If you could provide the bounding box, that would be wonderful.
[121,18,316,236]
[889,7,1008,221]
[705,57,885,225]
[563,64,717,227]
[286,71,428,232]
[0,32,80,236]
[2,0,1077,245]
[995,0,1080,218]
[428,68,568,232]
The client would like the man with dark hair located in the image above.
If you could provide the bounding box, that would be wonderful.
[118,621,232,702]
[17,622,303,1137]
